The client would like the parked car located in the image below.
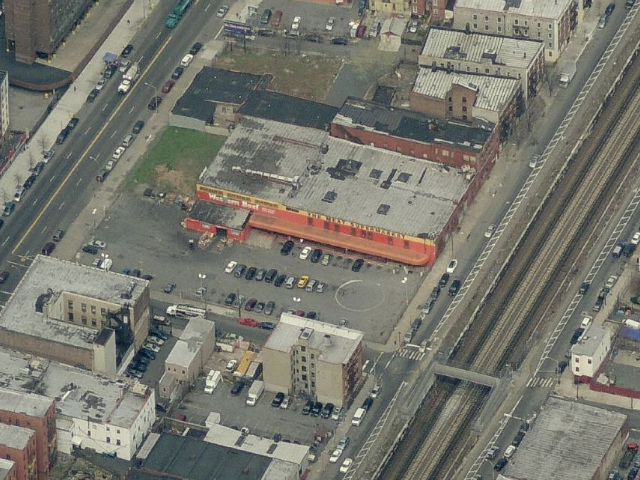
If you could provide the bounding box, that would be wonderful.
[260,9,272,24]
[224,260,238,273]
[325,17,335,31]
[245,298,258,311]
[439,273,450,286]
[259,321,275,330]
[264,301,275,315]
[224,293,236,306]
[53,229,65,242]
[281,240,294,255]
[297,275,309,288]
[162,80,175,93]
[446,259,458,273]
[0,271,9,284]
[331,37,348,45]
[87,88,99,102]
[216,5,229,17]
[245,266,257,280]
[41,242,56,256]
[56,127,71,145]
[233,264,247,278]
[322,253,333,265]
[265,269,278,283]
[448,280,461,296]
[189,42,203,55]
[180,54,194,67]
[121,44,134,57]
[310,248,323,263]
[133,120,145,134]
[329,449,343,463]
[82,244,99,254]
[485,224,496,238]
[299,246,312,260]
[302,400,314,415]
[271,10,282,26]
[238,317,259,327]
[271,392,285,407]
[230,381,244,395]
[148,96,163,110]
[579,282,590,294]
[172,66,184,80]
[340,458,353,473]
[352,259,365,272]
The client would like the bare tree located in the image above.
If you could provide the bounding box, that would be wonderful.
[544,68,555,96]
[0,190,7,204]
[28,153,35,170]
[37,136,49,155]
[13,173,21,189]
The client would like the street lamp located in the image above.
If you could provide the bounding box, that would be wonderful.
[198,273,206,291]
[144,82,158,113]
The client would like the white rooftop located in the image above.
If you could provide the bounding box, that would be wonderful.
[0,387,53,417]
[0,459,14,480]
[413,68,519,116]
[572,325,610,357]
[165,317,215,368]
[0,255,148,349]
[265,313,363,365]
[0,423,34,450]
[504,397,627,480]
[0,347,152,428]
[454,0,572,19]
[422,28,544,70]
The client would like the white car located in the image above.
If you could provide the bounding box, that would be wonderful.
[484,224,496,238]
[446,259,458,273]
[325,17,335,31]
[605,275,617,289]
[504,445,516,459]
[408,20,418,33]
[280,397,292,409]
[216,5,229,17]
[147,336,165,346]
[581,316,593,328]
[95,78,107,91]
[91,240,107,249]
[528,154,541,168]
[180,54,194,67]
[112,146,126,160]
[224,260,237,273]
[370,384,381,398]
[105,160,116,171]
[225,359,238,371]
[292,16,301,30]
[43,150,54,164]
[143,342,160,353]
[299,246,312,260]
[339,458,353,473]
[632,232,640,245]
[119,60,131,73]
[329,449,343,463]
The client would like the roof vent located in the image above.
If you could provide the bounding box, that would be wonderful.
[377,204,390,215]
[323,334,332,347]
[267,444,278,454]
[322,191,337,203]
[397,172,411,183]
[320,144,329,154]
[370,169,383,179]
[381,181,391,189]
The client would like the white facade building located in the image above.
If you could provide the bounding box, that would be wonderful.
[571,325,611,379]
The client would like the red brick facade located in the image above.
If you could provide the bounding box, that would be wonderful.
[0,428,37,480]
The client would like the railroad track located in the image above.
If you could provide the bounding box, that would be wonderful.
[378,37,640,480]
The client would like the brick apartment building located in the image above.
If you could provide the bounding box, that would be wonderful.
[0,389,56,480]
[4,0,93,64]
[0,458,17,480]
[0,424,37,480]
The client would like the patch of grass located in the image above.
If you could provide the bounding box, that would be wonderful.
[129,127,226,194]
[217,51,342,101]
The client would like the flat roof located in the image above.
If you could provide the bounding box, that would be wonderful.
[333,97,493,153]
[189,201,251,231]
[422,28,544,70]
[165,317,215,369]
[0,459,14,480]
[200,118,470,239]
[140,432,271,480]
[413,68,520,115]
[0,423,34,450]
[0,255,148,350]
[238,90,339,130]
[572,325,610,357]
[504,397,627,480]
[0,387,53,418]
[171,67,267,122]
[454,0,572,19]
[0,347,152,428]
[205,420,309,467]
[265,313,363,365]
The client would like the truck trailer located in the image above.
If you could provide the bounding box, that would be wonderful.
[118,62,140,94]
[246,380,264,406]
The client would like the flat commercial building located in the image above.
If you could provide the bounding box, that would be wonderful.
[419,29,544,99]
[411,68,522,126]
[0,348,155,460]
[164,317,216,385]
[0,256,151,374]
[0,424,37,480]
[263,313,363,407]
[0,389,56,480]
[0,459,17,480]
[0,72,8,145]
[4,0,93,64]
[501,397,628,480]
[452,0,576,63]
[571,325,611,381]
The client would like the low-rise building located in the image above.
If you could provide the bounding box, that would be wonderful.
[0,389,56,480]
[370,0,426,18]
[164,317,216,385]
[452,0,577,63]
[0,348,155,460]
[0,72,8,146]
[501,397,628,480]
[419,28,544,99]
[0,459,17,480]
[0,256,151,374]
[571,325,611,381]
[411,68,522,128]
[263,313,364,407]
[0,424,37,480]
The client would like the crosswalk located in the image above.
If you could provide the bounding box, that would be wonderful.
[394,348,426,362]
[526,376,558,388]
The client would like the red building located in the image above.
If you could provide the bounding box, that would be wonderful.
[0,389,56,480]
[0,424,37,480]
[0,458,17,480]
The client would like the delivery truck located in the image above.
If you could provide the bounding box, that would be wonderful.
[246,380,264,406]
[204,370,221,394]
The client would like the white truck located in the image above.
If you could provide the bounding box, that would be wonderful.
[246,380,264,406]
[118,62,140,94]
[559,61,576,88]
[204,370,221,394]
[352,407,366,426]
[166,304,206,318]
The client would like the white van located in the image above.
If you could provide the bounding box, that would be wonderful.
[122,134,136,148]
[352,407,366,426]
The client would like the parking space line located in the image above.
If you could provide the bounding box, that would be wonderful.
[49,175,56,183]
[76,178,83,186]
[1,237,9,247]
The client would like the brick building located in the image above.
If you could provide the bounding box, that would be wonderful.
[0,459,17,480]
[0,389,55,480]
[0,424,37,480]
[370,0,426,17]
[0,72,8,147]
[4,0,93,64]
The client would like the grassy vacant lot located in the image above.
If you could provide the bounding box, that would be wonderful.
[129,127,226,195]
[217,51,342,101]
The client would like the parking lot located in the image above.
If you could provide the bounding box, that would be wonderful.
[80,191,424,343]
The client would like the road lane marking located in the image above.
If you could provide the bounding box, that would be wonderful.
[1,237,9,247]
[58,202,65,210]
[102,103,109,111]
[129,106,135,114]
[32,198,38,206]
[66,152,73,159]
[205,3,210,11]
[41,225,47,234]
[84,127,91,135]
[49,176,56,183]
[76,178,83,186]
[12,37,173,255]
[156,31,162,39]
[110,130,117,138]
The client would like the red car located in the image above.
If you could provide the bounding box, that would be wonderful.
[148,96,163,110]
[162,80,175,93]
[238,317,259,327]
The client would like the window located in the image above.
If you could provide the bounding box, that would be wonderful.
[549,43,553,48]
[473,23,477,29]
[473,14,477,19]
[485,25,489,30]
[68,300,73,309]
[350,227,356,236]
[91,306,96,314]
[448,96,452,102]
[68,313,74,322]
[448,106,453,112]
[548,23,552,30]
[404,240,410,249]
[101,308,106,316]
[324,221,330,230]
[302,374,307,381]
[307,217,314,226]
[462,106,467,112]
[106,437,110,444]
[301,356,307,362]
[387,236,393,245]
[311,354,315,359]
[92,320,97,327]
[497,17,502,23]
[548,33,552,38]
[588,359,592,364]
[575,367,580,372]
[301,346,306,352]
[302,366,307,372]
[116,439,121,446]
[462,97,467,103]
[575,357,579,363]
[484,15,488,21]
[498,26,502,32]
[117,429,121,434]
[514,19,518,25]
[334,224,340,232]
[82,316,87,325]
[537,22,541,27]
[81,303,87,312]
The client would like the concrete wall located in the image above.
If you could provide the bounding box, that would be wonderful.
[169,114,206,132]
[263,347,292,394]
[0,431,37,480]
[93,330,117,374]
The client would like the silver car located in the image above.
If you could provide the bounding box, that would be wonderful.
[305,279,317,292]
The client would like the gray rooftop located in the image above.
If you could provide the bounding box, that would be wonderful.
[572,325,610,357]
[413,68,520,116]
[200,118,470,238]
[0,347,152,428]
[455,0,572,19]
[0,458,15,480]
[422,28,544,70]
[0,423,34,450]
[265,313,363,365]
[165,317,215,369]
[0,387,53,417]
[504,397,627,480]
[189,201,251,231]
[0,255,148,349]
